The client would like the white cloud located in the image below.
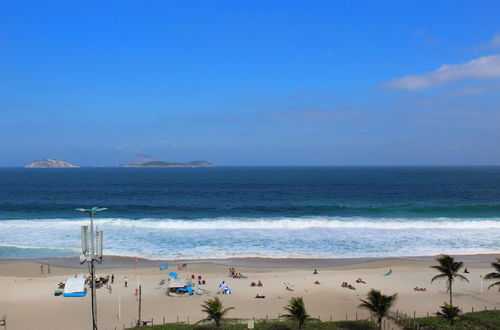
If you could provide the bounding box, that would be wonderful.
[385,55,500,90]
[489,33,500,48]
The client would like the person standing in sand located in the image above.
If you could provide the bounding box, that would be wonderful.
[48,265,51,274]
[40,265,44,274]
[124,276,128,288]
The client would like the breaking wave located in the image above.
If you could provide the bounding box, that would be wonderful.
[1,216,500,230]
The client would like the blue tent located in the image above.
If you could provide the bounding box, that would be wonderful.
[186,284,193,295]
[169,271,178,278]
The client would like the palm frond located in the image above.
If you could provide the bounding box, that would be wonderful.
[436,302,460,326]
[431,273,447,283]
[358,289,397,322]
[491,259,500,272]
[197,297,234,327]
[281,297,311,329]
[484,273,500,280]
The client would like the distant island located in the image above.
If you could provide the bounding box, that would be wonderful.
[25,158,79,168]
[119,155,213,168]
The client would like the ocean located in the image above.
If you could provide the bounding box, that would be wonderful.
[0,167,499,260]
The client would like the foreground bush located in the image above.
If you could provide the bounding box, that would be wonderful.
[397,310,500,330]
[127,319,378,329]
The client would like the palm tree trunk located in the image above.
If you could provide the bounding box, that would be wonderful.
[378,317,382,330]
[449,279,453,306]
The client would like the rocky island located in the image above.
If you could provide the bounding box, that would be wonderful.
[25,158,79,168]
[119,155,213,168]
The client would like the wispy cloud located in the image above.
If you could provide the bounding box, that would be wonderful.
[263,106,360,124]
[410,28,440,45]
[425,37,441,45]
[385,55,500,90]
[488,32,500,48]
[410,29,426,36]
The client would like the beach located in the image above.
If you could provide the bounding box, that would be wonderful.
[1,254,499,330]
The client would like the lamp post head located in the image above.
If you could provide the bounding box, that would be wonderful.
[75,207,108,214]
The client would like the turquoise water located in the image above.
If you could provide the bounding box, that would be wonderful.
[1,167,499,259]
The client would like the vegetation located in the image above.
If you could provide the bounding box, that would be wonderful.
[436,302,460,328]
[358,289,397,330]
[126,319,378,329]
[430,255,468,305]
[484,258,500,290]
[197,297,234,329]
[396,310,500,330]
[280,297,312,329]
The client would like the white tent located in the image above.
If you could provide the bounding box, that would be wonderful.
[63,277,87,297]
[167,278,193,296]
[168,278,188,288]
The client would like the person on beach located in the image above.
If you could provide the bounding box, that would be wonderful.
[124,276,128,288]
[40,265,44,274]
[48,265,51,274]
[111,274,114,283]
[313,269,318,274]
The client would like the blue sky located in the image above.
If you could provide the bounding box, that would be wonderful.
[1,0,500,166]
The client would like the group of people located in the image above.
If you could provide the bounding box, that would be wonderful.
[218,280,232,294]
[355,277,366,284]
[40,264,50,274]
[191,274,207,285]
[414,287,427,291]
[85,274,115,291]
[228,267,247,278]
[250,280,263,287]
[341,282,356,290]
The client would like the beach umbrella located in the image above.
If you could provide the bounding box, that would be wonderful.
[169,272,178,278]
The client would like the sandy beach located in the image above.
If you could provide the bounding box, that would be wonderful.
[0,254,499,330]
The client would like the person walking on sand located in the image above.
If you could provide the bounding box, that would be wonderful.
[111,274,114,284]
[48,265,51,274]
[40,265,44,274]
[124,276,128,288]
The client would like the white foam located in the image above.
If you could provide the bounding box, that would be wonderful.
[1,217,499,260]
[1,216,499,230]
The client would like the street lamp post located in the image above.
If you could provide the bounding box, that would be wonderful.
[76,207,107,330]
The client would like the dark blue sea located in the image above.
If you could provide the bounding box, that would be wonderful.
[1,167,499,259]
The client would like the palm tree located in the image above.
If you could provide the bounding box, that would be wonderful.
[358,289,398,330]
[281,297,311,329]
[484,258,500,290]
[436,302,460,328]
[197,297,234,329]
[430,255,468,305]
